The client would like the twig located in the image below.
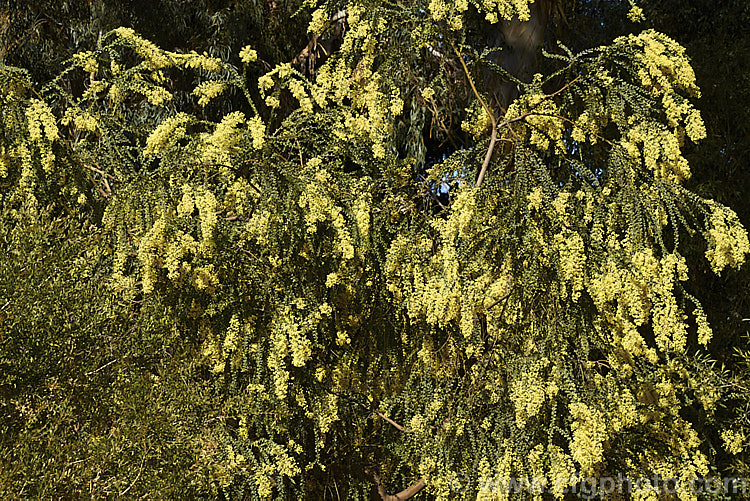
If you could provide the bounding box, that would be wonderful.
[484,290,512,311]
[371,471,426,501]
[119,448,148,496]
[292,10,348,67]
[426,45,444,59]
[86,164,113,196]
[295,138,304,168]
[86,163,115,180]
[331,391,410,433]
[479,75,582,185]
[85,359,116,376]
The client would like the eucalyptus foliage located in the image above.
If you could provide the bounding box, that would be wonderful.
[1,0,749,498]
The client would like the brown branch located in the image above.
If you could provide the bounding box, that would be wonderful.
[331,391,410,433]
[331,10,347,23]
[86,163,114,196]
[85,163,115,180]
[371,472,426,501]
[476,74,581,185]
[89,175,109,198]
[295,138,305,168]
[450,41,498,188]
[292,10,347,67]
[450,42,582,187]
[484,290,512,311]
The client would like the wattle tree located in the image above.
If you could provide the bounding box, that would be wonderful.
[1,0,748,498]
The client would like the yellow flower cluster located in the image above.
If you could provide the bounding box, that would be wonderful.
[253,442,302,498]
[297,169,355,260]
[569,402,607,475]
[164,232,199,285]
[177,184,195,217]
[144,85,172,106]
[72,51,99,73]
[506,93,565,152]
[245,209,272,246]
[0,146,8,178]
[288,79,314,113]
[428,0,468,29]
[308,7,329,35]
[248,116,266,150]
[461,100,493,139]
[476,443,522,500]
[622,122,691,182]
[628,30,700,98]
[193,80,227,107]
[510,358,558,428]
[704,201,750,273]
[275,308,313,368]
[721,429,746,455]
[182,51,224,73]
[113,27,172,70]
[547,445,576,498]
[199,111,246,165]
[606,386,639,433]
[25,99,59,173]
[61,108,99,133]
[196,189,218,251]
[144,113,191,157]
[440,0,535,25]
[346,74,395,158]
[627,3,645,23]
[137,218,168,294]
[311,393,340,434]
[353,190,372,242]
[555,231,585,301]
[527,186,544,210]
[589,248,696,366]
[239,45,257,63]
[112,27,226,77]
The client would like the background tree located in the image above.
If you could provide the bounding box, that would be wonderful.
[1,0,749,498]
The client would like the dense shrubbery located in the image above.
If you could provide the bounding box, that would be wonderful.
[0,213,215,497]
[2,0,750,498]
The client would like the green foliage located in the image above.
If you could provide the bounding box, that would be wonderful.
[0,212,216,497]
[2,1,750,499]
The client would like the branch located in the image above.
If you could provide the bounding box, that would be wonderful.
[450,42,582,187]
[484,289,512,311]
[85,359,116,376]
[86,163,113,196]
[426,45,444,59]
[331,391,410,433]
[292,10,348,67]
[119,447,148,496]
[371,472,426,501]
[331,10,347,23]
[480,75,582,184]
[450,42,498,188]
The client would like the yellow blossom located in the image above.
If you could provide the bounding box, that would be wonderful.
[239,45,258,63]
